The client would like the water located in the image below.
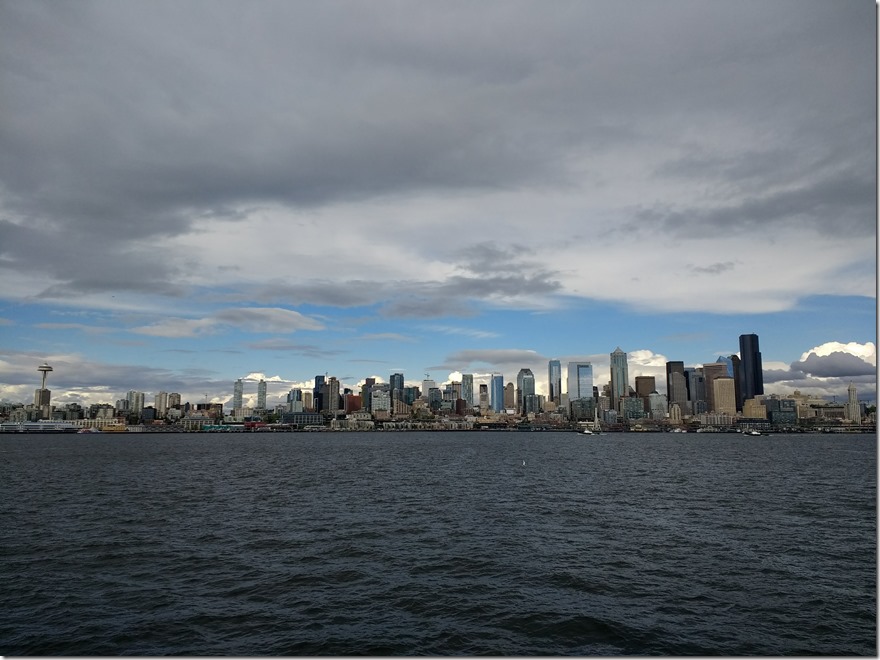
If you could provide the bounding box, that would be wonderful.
[1,431,875,655]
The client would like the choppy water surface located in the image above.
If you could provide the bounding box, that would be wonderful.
[1,431,875,655]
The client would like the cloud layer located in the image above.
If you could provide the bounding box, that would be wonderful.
[0,1,874,408]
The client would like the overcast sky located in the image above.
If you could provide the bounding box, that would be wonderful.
[0,0,876,409]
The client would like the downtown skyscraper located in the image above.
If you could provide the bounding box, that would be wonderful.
[516,368,536,415]
[256,379,267,410]
[548,359,562,405]
[233,379,243,410]
[739,333,764,402]
[610,347,629,410]
[490,373,504,412]
[567,362,593,401]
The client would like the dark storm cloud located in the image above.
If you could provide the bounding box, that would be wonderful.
[0,0,873,307]
[0,219,186,298]
[636,171,875,238]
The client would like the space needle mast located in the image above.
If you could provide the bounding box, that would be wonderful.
[38,362,53,390]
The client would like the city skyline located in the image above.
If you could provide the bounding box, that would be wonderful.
[5,333,876,413]
[0,1,875,409]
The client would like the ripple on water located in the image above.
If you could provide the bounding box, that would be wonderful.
[0,431,875,656]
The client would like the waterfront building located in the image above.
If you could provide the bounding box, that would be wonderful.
[739,333,764,401]
[570,396,595,421]
[743,398,767,419]
[847,382,861,424]
[763,396,798,426]
[233,379,243,411]
[490,374,504,412]
[610,348,629,412]
[257,379,267,410]
[548,360,562,405]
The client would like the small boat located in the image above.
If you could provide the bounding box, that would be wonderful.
[581,427,594,435]
[77,427,103,434]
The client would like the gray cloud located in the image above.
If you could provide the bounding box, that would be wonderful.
[3,1,870,232]
[246,270,562,318]
[443,349,547,369]
[0,0,873,329]
[245,339,346,360]
[213,308,324,333]
[790,351,877,379]
[688,262,737,276]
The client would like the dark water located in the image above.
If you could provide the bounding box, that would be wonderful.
[1,431,875,656]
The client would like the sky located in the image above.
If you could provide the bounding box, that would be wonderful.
[0,0,876,410]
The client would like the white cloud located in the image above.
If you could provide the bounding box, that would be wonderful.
[799,341,875,365]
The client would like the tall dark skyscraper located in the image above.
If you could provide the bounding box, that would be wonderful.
[739,333,764,402]
[548,360,562,404]
[313,375,325,412]
[665,361,688,411]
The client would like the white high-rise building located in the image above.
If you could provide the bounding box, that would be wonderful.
[233,379,244,411]
[846,382,861,424]
[610,348,628,411]
[257,379,267,410]
[127,390,145,415]
[155,391,169,418]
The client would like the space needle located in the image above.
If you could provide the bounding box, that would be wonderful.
[38,362,53,390]
[35,362,53,417]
